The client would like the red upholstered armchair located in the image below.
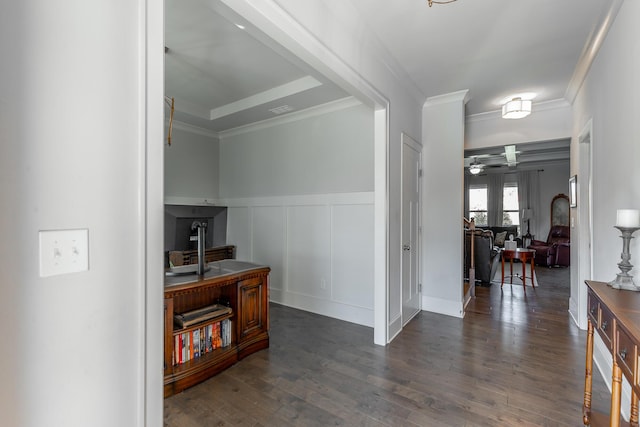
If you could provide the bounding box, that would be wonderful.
[527,225,571,267]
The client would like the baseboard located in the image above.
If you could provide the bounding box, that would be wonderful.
[421,295,464,318]
[270,289,374,327]
[388,315,402,343]
[568,296,583,329]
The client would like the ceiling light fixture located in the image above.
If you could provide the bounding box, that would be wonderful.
[427,0,457,6]
[468,159,483,175]
[469,164,483,175]
[502,97,532,119]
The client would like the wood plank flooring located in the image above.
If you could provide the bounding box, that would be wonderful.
[164,266,611,426]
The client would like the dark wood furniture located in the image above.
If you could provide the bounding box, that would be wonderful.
[584,280,640,426]
[164,263,270,397]
[527,225,571,267]
[501,248,536,293]
[168,244,235,267]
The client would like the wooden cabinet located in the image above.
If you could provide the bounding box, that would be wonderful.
[583,280,640,426]
[237,276,269,358]
[163,265,270,397]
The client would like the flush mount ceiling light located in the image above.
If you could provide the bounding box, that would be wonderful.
[502,97,532,119]
[427,0,458,6]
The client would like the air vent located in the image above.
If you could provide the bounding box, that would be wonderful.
[269,105,294,115]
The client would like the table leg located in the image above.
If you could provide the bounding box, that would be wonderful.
[611,362,622,427]
[501,254,505,289]
[631,390,639,427]
[522,257,527,292]
[510,258,514,284]
[583,319,593,425]
[530,257,535,289]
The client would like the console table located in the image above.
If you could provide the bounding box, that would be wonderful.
[584,280,640,426]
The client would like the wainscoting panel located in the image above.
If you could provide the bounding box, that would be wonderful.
[251,206,285,293]
[331,204,374,309]
[226,207,250,261]
[223,193,375,326]
[287,205,332,299]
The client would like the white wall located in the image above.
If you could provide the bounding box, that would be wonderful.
[0,1,163,426]
[571,0,639,416]
[219,101,373,197]
[422,91,468,318]
[572,0,640,285]
[220,102,376,326]
[164,122,219,203]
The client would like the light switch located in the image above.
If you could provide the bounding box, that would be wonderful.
[39,229,89,277]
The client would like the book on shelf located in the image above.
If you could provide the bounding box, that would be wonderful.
[173,318,233,366]
[174,303,232,329]
[193,329,200,358]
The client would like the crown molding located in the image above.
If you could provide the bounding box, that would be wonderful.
[424,89,470,107]
[167,96,364,141]
[168,120,220,139]
[218,96,362,138]
[564,0,624,104]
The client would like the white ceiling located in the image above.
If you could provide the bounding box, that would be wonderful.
[165,0,614,132]
[165,0,349,132]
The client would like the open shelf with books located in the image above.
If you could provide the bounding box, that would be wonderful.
[163,264,270,397]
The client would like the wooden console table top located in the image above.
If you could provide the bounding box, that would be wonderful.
[584,280,640,427]
[587,280,640,340]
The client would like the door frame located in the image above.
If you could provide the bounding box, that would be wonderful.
[571,119,593,330]
[183,0,391,345]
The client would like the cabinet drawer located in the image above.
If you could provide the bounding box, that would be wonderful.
[587,291,599,326]
[599,305,614,350]
[617,326,637,383]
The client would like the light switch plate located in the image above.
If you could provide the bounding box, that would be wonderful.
[39,229,89,277]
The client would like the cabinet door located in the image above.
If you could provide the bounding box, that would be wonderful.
[237,276,266,341]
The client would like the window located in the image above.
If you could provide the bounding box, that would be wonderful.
[502,183,519,226]
[468,186,487,226]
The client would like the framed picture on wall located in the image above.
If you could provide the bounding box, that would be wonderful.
[569,175,577,207]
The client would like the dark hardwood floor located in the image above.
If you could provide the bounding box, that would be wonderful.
[165,266,611,426]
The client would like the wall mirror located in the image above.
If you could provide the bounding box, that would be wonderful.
[551,193,570,227]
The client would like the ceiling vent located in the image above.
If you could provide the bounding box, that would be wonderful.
[268,105,294,115]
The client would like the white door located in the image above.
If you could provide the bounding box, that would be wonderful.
[402,133,422,325]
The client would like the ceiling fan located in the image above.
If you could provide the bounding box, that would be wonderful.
[465,145,520,175]
[468,157,484,175]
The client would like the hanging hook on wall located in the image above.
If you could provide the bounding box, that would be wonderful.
[164,96,175,146]
[427,0,458,6]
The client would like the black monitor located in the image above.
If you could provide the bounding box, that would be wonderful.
[164,205,227,252]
